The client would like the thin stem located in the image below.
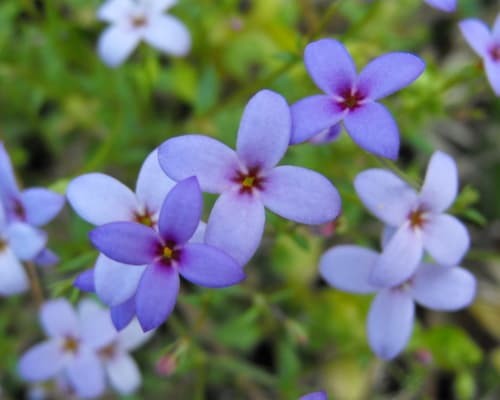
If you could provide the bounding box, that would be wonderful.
[25,262,44,307]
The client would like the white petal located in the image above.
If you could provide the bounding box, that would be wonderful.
[143,15,191,56]
[6,222,46,261]
[78,299,118,349]
[98,25,141,68]
[118,318,154,351]
[0,247,29,295]
[106,352,141,395]
[97,0,134,23]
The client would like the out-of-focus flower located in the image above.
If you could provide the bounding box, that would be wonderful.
[159,90,341,265]
[424,0,456,12]
[354,151,469,287]
[97,0,191,67]
[299,391,328,400]
[459,16,500,96]
[319,245,476,360]
[90,177,245,331]
[290,39,425,159]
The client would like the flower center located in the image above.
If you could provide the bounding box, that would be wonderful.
[99,343,117,360]
[489,44,500,62]
[232,167,265,195]
[13,200,26,221]
[156,240,181,266]
[62,336,79,354]
[408,209,427,229]
[131,15,148,27]
[134,210,155,227]
[338,89,365,111]
[0,239,7,252]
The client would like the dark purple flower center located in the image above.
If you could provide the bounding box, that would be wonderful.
[156,240,181,267]
[408,209,427,229]
[489,43,500,62]
[232,167,265,195]
[134,209,156,227]
[13,200,26,221]
[99,342,117,360]
[337,89,365,111]
[62,336,80,354]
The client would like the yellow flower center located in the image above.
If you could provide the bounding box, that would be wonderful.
[62,336,79,354]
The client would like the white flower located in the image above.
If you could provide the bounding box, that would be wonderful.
[97,0,191,67]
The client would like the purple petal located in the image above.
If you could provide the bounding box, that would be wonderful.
[494,15,500,39]
[117,318,154,351]
[319,245,380,294]
[0,142,19,200]
[90,222,159,265]
[419,151,458,213]
[308,124,342,145]
[135,149,176,214]
[290,95,344,145]
[78,299,117,349]
[0,248,29,295]
[66,349,106,399]
[459,19,492,57]
[260,166,341,224]
[105,352,141,395]
[381,225,397,249]
[354,169,417,226]
[367,289,415,360]
[371,225,423,287]
[344,102,400,159]
[34,248,59,267]
[485,58,500,96]
[357,53,425,101]
[18,340,63,381]
[136,264,180,331]
[95,254,146,306]
[236,90,291,169]
[74,268,96,292]
[158,177,202,244]
[423,214,470,266]
[111,297,136,331]
[98,25,140,68]
[158,135,239,194]
[205,191,266,265]
[21,188,64,227]
[143,15,191,57]
[40,299,79,338]
[411,264,476,311]
[304,39,356,95]
[67,173,137,225]
[6,222,46,261]
[299,391,328,400]
[424,0,456,12]
[179,243,245,288]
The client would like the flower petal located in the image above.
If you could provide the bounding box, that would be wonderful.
[411,264,476,311]
[150,0,178,12]
[309,123,343,145]
[357,53,425,100]
[94,254,146,306]
[34,248,59,267]
[354,169,417,226]
[90,222,159,265]
[419,151,458,213]
[111,297,136,331]
[299,392,328,400]
[158,177,202,244]
[423,214,470,266]
[205,190,266,265]
[371,225,423,287]
[190,221,206,243]
[0,142,19,200]
[97,25,140,68]
[236,90,291,169]
[6,222,46,261]
[319,245,380,294]
[290,95,344,145]
[0,247,29,295]
[67,173,137,225]
[485,58,500,97]
[158,135,239,194]
[135,149,176,213]
[494,15,500,39]
[179,243,245,288]
[106,352,141,395]
[143,15,191,56]
[117,318,154,351]
[343,102,400,160]
[18,340,63,381]
[136,264,180,331]
[40,299,79,338]
[78,299,117,349]
[367,289,415,360]
[459,19,492,57]
[67,349,106,399]
[21,188,64,227]
[74,268,96,292]
[424,0,456,12]
[260,166,341,224]
[97,0,133,22]
[304,39,356,95]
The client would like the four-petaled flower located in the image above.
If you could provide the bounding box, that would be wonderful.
[459,15,500,96]
[424,0,456,12]
[159,90,341,265]
[320,244,476,360]
[90,177,245,331]
[290,39,425,159]
[354,151,469,287]
[97,0,191,67]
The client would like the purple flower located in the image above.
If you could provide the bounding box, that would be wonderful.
[97,0,191,67]
[320,245,476,360]
[290,39,425,159]
[159,90,341,265]
[459,16,500,96]
[424,0,456,12]
[90,176,245,331]
[354,151,469,287]
[299,391,328,400]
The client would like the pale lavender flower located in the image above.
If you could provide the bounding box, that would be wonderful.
[299,391,328,400]
[90,177,245,331]
[320,245,476,360]
[159,90,341,265]
[354,151,469,287]
[459,15,500,96]
[97,0,191,67]
[424,0,456,12]
[290,39,425,159]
